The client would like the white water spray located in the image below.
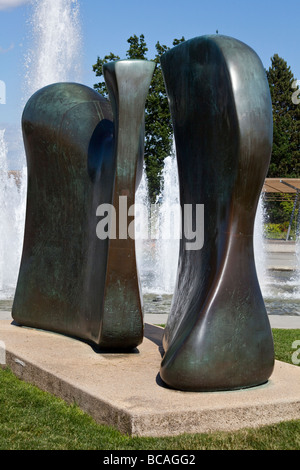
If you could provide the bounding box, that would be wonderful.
[136,147,180,294]
[0,0,299,314]
[154,153,180,293]
[254,194,268,291]
[24,0,82,99]
[0,131,26,299]
[0,0,82,300]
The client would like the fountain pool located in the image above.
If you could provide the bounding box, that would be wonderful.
[0,0,299,319]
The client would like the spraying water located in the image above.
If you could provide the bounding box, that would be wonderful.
[255,191,300,314]
[136,150,180,295]
[254,193,268,291]
[154,153,180,293]
[0,0,82,300]
[24,0,82,99]
[0,131,26,299]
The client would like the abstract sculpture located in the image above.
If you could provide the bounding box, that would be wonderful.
[159,35,275,391]
[12,35,275,392]
[12,60,155,350]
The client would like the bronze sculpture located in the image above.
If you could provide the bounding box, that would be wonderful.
[12,60,155,350]
[159,35,275,391]
[12,35,275,393]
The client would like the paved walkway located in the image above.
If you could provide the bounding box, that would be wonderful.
[0,311,12,321]
[1,310,299,329]
[265,240,298,271]
[144,314,300,329]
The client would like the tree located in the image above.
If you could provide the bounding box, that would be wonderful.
[266,54,300,178]
[264,55,300,230]
[93,52,121,97]
[92,34,185,202]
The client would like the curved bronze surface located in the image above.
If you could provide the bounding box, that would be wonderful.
[160,35,275,391]
[12,59,155,350]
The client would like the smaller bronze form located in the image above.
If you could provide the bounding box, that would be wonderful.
[160,35,275,391]
[12,60,155,350]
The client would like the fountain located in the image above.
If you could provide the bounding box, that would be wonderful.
[136,150,179,293]
[0,0,82,305]
[254,191,300,316]
[138,150,300,318]
[24,0,82,98]
[0,0,299,325]
[0,0,299,432]
[0,131,26,301]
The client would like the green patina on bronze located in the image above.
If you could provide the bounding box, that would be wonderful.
[12,60,155,350]
[160,35,275,391]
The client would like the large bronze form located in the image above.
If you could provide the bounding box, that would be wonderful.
[12,60,155,350]
[160,35,275,391]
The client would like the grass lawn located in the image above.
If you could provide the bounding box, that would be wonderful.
[0,328,299,450]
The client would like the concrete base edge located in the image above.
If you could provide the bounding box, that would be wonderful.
[1,320,300,437]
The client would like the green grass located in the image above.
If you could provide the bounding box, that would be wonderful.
[272,328,300,365]
[0,328,299,450]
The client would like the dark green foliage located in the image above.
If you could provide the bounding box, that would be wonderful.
[126,33,148,59]
[265,55,300,227]
[93,46,300,206]
[93,51,121,97]
[266,54,300,178]
[92,35,185,202]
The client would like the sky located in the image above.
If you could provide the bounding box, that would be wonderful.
[0,0,300,167]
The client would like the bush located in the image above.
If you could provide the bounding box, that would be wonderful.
[264,223,286,239]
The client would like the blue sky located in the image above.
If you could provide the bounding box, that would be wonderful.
[0,0,300,166]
